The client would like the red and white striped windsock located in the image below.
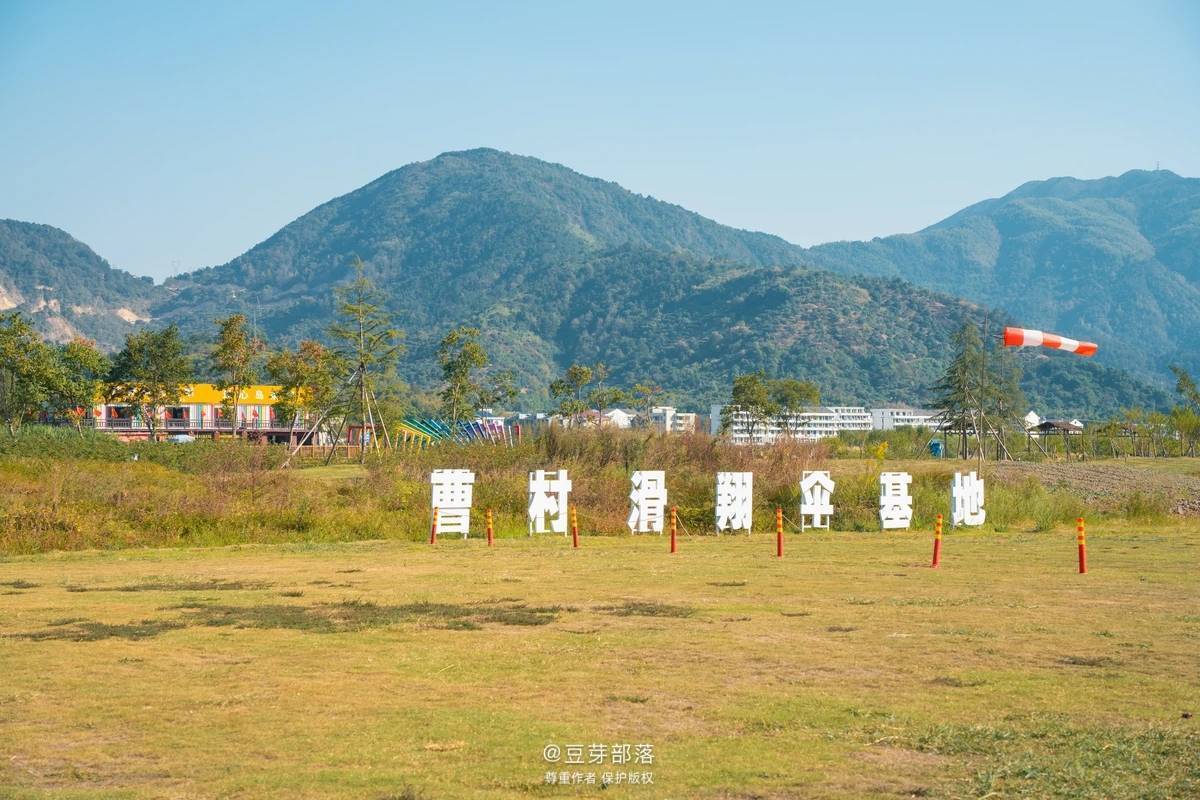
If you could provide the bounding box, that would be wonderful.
[1003,326,1097,357]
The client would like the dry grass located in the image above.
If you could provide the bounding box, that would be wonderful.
[1,523,1197,798]
[5,436,1194,556]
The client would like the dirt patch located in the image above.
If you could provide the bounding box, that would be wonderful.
[0,579,38,589]
[601,600,695,618]
[11,619,185,642]
[856,745,949,770]
[184,599,563,632]
[65,578,271,593]
[1059,655,1121,668]
[11,599,566,641]
[995,462,1200,515]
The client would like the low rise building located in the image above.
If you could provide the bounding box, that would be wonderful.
[871,407,941,431]
[603,408,639,429]
[88,383,306,442]
[710,404,872,444]
[649,406,699,434]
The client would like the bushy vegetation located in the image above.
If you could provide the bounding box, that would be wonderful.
[0,426,1175,556]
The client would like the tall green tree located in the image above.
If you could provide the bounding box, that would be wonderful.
[932,321,1024,461]
[549,363,593,425]
[211,313,264,435]
[328,258,405,458]
[0,312,59,435]
[106,325,191,441]
[722,372,780,441]
[1171,366,1200,410]
[630,382,665,420]
[587,362,630,425]
[1168,366,1200,456]
[769,378,820,411]
[266,340,342,431]
[768,377,821,439]
[1171,406,1200,457]
[50,338,109,436]
[435,327,515,426]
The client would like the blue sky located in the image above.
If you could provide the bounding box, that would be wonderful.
[1,1,1197,281]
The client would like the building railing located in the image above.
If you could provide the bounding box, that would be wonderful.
[86,417,311,433]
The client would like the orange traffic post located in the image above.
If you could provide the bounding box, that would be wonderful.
[1077,517,1087,574]
[775,506,784,558]
[670,506,678,554]
[486,508,494,547]
[571,506,580,549]
[430,507,439,545]
[931,513,942,568]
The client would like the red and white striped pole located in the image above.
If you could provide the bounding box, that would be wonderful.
[571,506,579,549]
[430,507,439,545]
[931,513,942,568]
[669,506,678,554]
[1077,517,1087,574]
[486,508,494,547]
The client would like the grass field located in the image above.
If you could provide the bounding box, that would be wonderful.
[2,523,1198,799]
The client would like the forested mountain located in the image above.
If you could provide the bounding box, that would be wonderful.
[543,247,1171,414]
[804,169,1200,380]
[0,220,157,345]
[0,150,1186,416]
[152,147,807,345]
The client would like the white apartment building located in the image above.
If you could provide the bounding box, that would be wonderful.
[650,406,699,434]
[710,404,872,444]
[871,407,941,431]
[672,412,698,433]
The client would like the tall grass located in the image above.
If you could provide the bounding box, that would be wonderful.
[0,426,1176,555]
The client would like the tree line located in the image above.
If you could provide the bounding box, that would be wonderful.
[709,320,1200,460]
[0,261,517,443]
[930,321,1200,460]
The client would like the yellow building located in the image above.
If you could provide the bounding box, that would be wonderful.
[92,383,303,440]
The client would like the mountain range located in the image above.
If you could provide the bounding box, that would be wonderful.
[1,148,1193,416]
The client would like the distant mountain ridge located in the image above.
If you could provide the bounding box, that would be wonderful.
[0,150,1191,415]
[0,219,156,344]
[154,148,808,341]
[803,168,1200,380]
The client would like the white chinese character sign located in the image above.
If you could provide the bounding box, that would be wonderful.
[715,472,753,532]
[430,469,475,538]
[951,471,986,527]
[879,471,913,530]
[529,469,572,534]
[799,470,835,530]
[628,471,667,533]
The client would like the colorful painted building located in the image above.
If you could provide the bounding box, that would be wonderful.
[90,383,306,441]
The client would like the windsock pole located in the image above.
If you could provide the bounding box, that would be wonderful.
[931,513,942,568]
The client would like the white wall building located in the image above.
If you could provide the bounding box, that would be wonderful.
[650,406,698,434]
[871,407,941,431]
[603,408,639,429]
[672,412,698,433]
[710,405,872,444]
